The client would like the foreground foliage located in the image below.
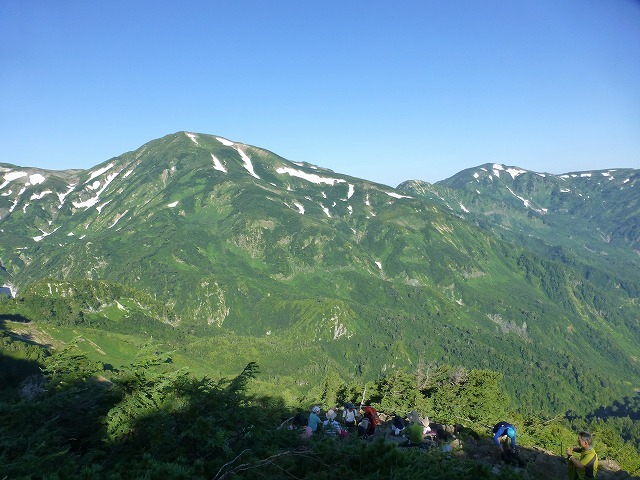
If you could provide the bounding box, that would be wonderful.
[1,340,639,479]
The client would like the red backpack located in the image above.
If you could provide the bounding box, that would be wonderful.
[363,406,380,426]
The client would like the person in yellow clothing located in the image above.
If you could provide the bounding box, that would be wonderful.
[567,431,598,479]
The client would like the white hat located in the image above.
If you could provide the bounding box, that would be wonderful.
[312,405,321,413]
[326,409,336,420]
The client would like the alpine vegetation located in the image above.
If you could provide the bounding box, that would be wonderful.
[1,132,639,478]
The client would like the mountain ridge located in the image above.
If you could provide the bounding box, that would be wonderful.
[1,131,639,417]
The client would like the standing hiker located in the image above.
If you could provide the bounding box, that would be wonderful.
[492,421,517,453]
[567,431,598,479]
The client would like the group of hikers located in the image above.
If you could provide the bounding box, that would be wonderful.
[291,406,599,478]
[295,403,476,449]
[296,403,380,440]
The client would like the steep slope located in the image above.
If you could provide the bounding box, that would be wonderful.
[1,136,639,414]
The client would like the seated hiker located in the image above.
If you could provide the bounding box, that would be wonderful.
[342,402,358,431]
[308,406,323,434]
[290,412,306,429]
[290,411,312,438]
[493,421,517,453]
[421,415,436,439]
[392,414,406,436]
[567,431,598,480]
[357,416,370,438]
[323,409,345,438]
[405,410,425,447]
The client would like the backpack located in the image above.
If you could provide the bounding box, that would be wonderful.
[363,406,380,426]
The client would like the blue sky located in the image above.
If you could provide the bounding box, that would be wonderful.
[1,1,639,186]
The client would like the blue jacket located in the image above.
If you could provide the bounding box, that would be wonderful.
[493,422,516,448]
[308,413,322,432]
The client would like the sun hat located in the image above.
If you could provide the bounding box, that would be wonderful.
[312,405,321,413]
[326,409,337,420]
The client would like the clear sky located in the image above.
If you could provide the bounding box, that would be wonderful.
[1,1,639,186]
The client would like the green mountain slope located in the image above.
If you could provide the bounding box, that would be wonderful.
[398,164,639,271]
[1,135,639,415]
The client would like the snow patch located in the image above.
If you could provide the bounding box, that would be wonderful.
[211,153,227,173]
[33,226,60,242]
[236,147,260,179]
[506,187,547,213]
[29,173,46,185]
[73,196,101,209]
[375,261,382,270]
[167,201,179,208]
[385,191,412,199]
[347,183,355,199]
[73,170,120,209]
[108,210,128,228]
[473,172,480,179]
[30,190,52,200]
[293,201,305,214]
[580,173,592,178]
[57,184,76,209]
[276,166,344,185]
[216,137,234,146]
[86,163,115,183]
[0,171,27,190]
[96,200,112,213]
[506,168,526,179]
[460,203,469,213]
[185,132,199,145]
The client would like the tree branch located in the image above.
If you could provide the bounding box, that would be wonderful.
[213,450,292,480]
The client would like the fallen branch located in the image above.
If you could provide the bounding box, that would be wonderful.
[213,450,292,480]
[278,416,294,429]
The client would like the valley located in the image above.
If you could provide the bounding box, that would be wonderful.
[1,131,639,477]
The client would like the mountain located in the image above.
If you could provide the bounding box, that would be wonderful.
[1,133,639,415]
[398,164,640,308]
